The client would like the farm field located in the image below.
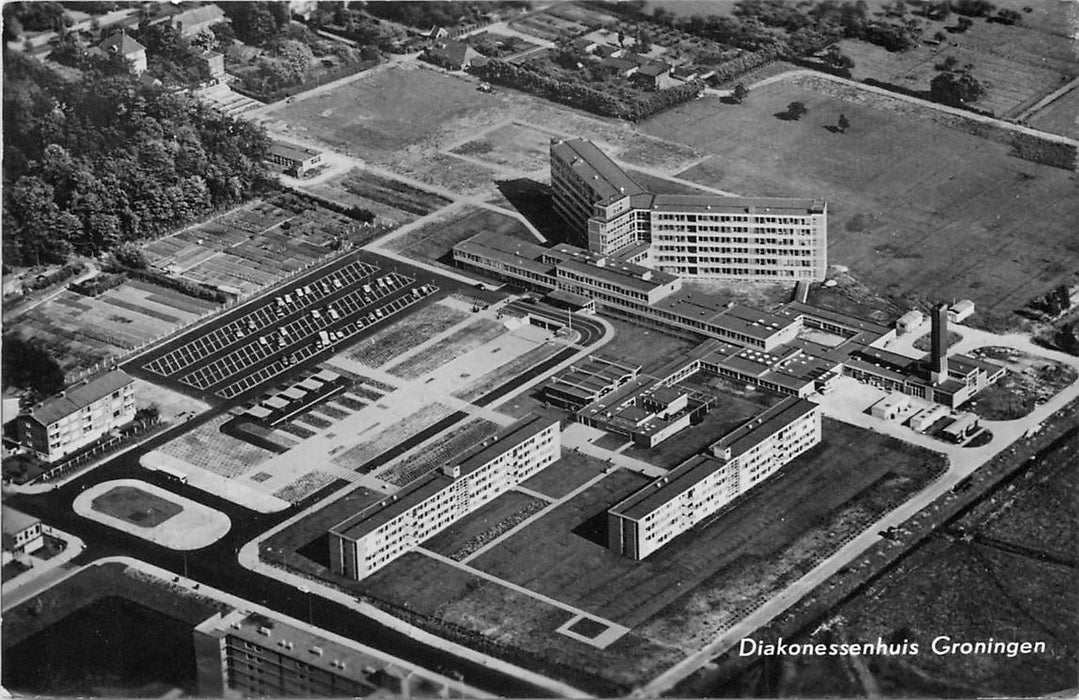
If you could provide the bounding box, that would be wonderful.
[1027,85,1079,140]
[472,419,945,641]
[717,435,1078,698]
[13,279,219,379]
[837,7,1077,119]
[386,206,536,266]
[143,196,357,296]
[304,168,451,228]
[642,78,1079,329]
[345,301,470,368]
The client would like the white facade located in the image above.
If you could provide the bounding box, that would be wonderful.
[330,416,560,580]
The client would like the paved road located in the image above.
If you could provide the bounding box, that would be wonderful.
[5,296,608,698]
[640,331,1079,696]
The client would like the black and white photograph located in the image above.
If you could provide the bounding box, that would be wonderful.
[1,0,1077,697]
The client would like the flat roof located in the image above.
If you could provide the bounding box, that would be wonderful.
[28,369,133,425]
[648,193,825,215]
[655,295,801,342]
[550,139,645,200]
[557,258,675,294]
[202,610,407,682]
[331,472,455,541]
[456,414,557,477]
[784,301,892,336]
[269,141,321,163]
[610,454,729,520]
[710,397,818,459]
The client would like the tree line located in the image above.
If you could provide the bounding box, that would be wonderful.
[3,50,273,266]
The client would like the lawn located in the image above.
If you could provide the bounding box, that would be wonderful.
[520,451,610,499]
[599,318,701,374]
[422,491,548,560]
[642,77,1079,328]
[472,419,945,640]
[386,206,535,266]
[345,302,470,368]
[89,486,183,528]
[1027,85,1079,140]
[388,318,507,380]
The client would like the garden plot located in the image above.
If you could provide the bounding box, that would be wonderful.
[329,403,455,473]
[376,417,501,487]
[345,301,471,368]
[387,318,508,380]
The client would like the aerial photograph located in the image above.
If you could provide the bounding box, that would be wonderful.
[1,0,1076,697]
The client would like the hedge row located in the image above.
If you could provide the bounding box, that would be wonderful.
[69,273,126,297]
[469,58,704,121]
[118,266,231,303]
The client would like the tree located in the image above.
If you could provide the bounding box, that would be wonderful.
[1,335,66,395]
[732,82,749,103]
[113,242,148,269]
[930,65,986,107]
[781,100,808,120]
[837,113,850,132]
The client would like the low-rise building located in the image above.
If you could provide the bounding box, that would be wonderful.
[1,506,44,565]
[423,39,477,70]
[150,3,227,37]
[608,398,821,559]
[942,412,980,442]
[870,393,912,421]
[949,299,975,323]
[98,29,146,74]
[896,309,924,334]
[909,404,949,432]
[329,415,560,580]
[266,141,323,177]
[15,369,136,463]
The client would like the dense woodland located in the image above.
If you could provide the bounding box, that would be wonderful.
[2,50,272,266]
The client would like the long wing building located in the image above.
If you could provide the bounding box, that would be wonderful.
[550,139,828,282]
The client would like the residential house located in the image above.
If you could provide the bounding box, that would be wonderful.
[98,29,147,74]
[2,506,44,565]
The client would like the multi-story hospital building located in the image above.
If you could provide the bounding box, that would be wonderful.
[550,139,828,282]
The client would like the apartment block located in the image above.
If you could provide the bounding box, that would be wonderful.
[550,138,828,282]
[194,609,447,698]
[608,398,821,560]
[15,369,136,462]
[329,415,560,580]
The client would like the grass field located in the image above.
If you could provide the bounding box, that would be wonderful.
[641,78,1079,327]
[451,122,553,174]
[1027,85,1079,140]
[90,486,183,528]
[520,451,610,499]
[472,419,944,639]
[386,206,535,266]
[600,318,700,374]
[422,491,548,560]
[837,7,1077,119]
[345,302,470,368]
[724,438,1078,698]
[388,318,507,380]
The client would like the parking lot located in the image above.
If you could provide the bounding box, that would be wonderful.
[134,253,450,402]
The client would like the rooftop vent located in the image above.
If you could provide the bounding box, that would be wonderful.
[257,626,272,636]
[310,646,323,656]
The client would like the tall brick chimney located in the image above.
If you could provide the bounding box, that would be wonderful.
[930,302,949,384]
